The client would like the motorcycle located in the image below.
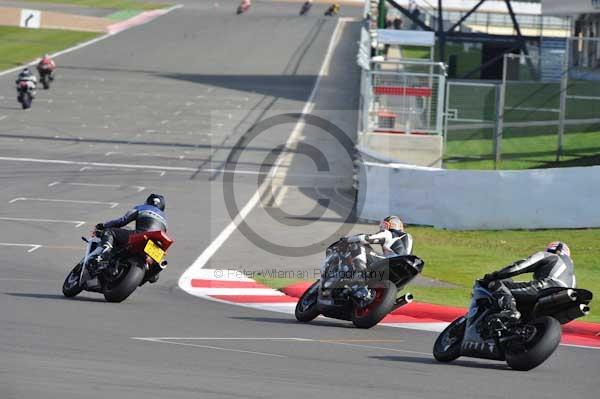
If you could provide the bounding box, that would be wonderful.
[236,0,251,14]
[295,239,424,328]
[433,279,593,371]
[299,1,312,16]
[16,80,35,109]
[37,65,54,90]
[324,4,339,16]
[62,229,174,302]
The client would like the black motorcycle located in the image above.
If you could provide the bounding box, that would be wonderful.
[16,81,35,109]
[295,239,424,328]
[38,65,54,90]
[299,1,312,16]
[433,279,593,371]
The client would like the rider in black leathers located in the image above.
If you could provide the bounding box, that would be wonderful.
[482,241,575,322]
[88,194,167,275]
[340,216,413,301]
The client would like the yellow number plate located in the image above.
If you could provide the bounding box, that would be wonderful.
[144,240,165,264]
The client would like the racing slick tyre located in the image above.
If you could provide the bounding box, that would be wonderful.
[505,316,561,371]
[351,280,397,329]
[295,281,320,322]
[433,316,466,362]
[62,262,84,298]
[103,261,145,303]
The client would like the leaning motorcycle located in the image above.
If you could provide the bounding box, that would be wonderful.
[236,0,251,14]
[295,239,424,328]
[299,1,312,16]
[16,81,35,109]
[62,229,173,302]
[433,279,593,370]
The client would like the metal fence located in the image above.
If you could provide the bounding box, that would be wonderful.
[444,81,500,168]
[443,39,600,170]
[366,64,445,135]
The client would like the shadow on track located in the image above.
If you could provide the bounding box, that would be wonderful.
[371,355,511,371]
[6,292,106,303]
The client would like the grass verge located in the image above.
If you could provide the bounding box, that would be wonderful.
[0,26,99,71]
[20,0,167,10]
[256,227,600,322]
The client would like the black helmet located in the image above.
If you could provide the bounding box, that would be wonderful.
[21,68,32,76]
[146,193,165,211]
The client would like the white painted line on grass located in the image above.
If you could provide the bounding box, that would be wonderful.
[0,243,42,253]
[9,197,119,208]
[179,19,347,283]
[132,337,287,358]
[0,217,86,227]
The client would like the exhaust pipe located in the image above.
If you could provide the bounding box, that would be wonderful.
[537,289,577,310]
[553,303,591,324]
[393,293,413,310]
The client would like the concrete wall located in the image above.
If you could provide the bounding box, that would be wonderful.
[357,161,600,230]
[362,132,443,168]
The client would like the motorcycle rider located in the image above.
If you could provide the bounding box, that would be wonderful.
[345,215,413,270]
[88,194,167,281]
[338,216,413,301]
[15,68,37,92]
[481,241,575,322]
[37,54,56,82]
[325,2,340,16]
[300,0,313,15]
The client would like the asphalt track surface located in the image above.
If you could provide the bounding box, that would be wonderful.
[0,2,598,399]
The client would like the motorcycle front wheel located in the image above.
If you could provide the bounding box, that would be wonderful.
[62,262,84,297]
[295,281,320,322]
[351,280,397,329]
[433,316,466,362]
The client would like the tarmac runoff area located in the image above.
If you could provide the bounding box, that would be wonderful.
[0,2,599,399]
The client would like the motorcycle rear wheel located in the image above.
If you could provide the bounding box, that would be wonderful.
[103,261,145,303]
[433,316,466,362]
[351,280,397,329]
[295,281,320,322]
[62,262,83,298]
[505,316,561,371]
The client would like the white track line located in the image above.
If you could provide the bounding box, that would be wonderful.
[0,243,41,252]
[179,19,347,282]
[0,156,264,176]
[132,337,286,358]
[48,181,146,192]
[9,197,119,208]
[0,216,85,227]
[0,4,183,77]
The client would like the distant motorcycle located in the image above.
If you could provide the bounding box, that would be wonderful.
[295,239,424,328]
[63,229,173,302]
[324,3,339,16]
[433,279,593,371]
[37,64,54,90]
[16,80,35,109]
[299,1,312,16]
[237,0,251,14]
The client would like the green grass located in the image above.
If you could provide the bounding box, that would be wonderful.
[106,9,143,20]
[21,0,167,10]
[256,227,600,323]
[445,80,600,169]
[0,26,99,71]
